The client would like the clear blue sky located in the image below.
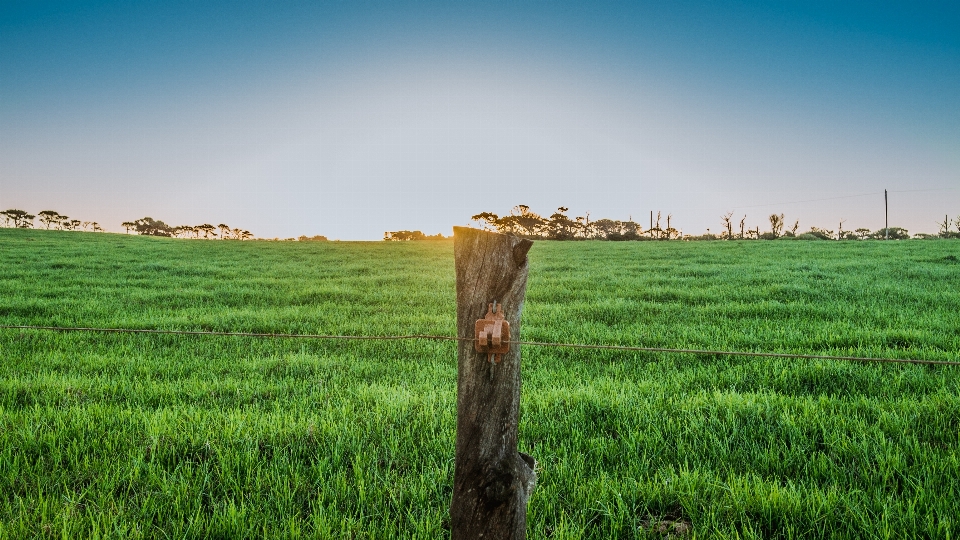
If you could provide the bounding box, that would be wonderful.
[2,1,958,239]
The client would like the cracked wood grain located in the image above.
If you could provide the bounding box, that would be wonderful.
[451,226,537,540]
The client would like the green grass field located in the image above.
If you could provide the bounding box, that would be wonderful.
[2,228,959,539]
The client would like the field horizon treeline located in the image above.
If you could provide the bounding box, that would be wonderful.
[0,211,256,240]
[472,205,960,241]
[5,205,960,241]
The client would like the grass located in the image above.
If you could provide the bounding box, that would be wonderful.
[1,227,959,538]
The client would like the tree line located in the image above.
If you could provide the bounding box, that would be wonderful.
[0,209,254,240]
[1,209,103,232]
[6,205,958,241]
[384,230,447,241]
[120,218,253,240]
[469,205,960,241]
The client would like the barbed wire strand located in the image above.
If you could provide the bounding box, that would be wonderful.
[2,324,957,367]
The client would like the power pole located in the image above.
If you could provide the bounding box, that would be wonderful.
[885,189,888,240]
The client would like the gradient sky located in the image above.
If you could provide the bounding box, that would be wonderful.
[2,1,958,239]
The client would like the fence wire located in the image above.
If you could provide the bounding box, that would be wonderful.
[2,324,958,367]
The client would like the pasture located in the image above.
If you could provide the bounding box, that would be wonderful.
[1,228,959,538]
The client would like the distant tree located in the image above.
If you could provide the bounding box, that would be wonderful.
[470,212,500,232]
[218,224,231,239]
[590,219,643,240]
[938,215,951,237]
[854,228,870,240]
[1,209,34,228]
[66,219,81,231]
[384,230,427,241]
[491,205,546,238]
[870,227,909,240]
[789,220,799,236]
[591,218,615,239]
[575,214,590,239]
[196,224,216,239]
[132,217,173,237]
[298,235,329,241]
[82,221,92,231]
[721,212,734,239]
[739,216,747,239]
[173,225,199,238]
[661,214,679,240]
[806,227,834,240]
[936,215,960,239]
[768,213,785,237]
[620,220,642,240]
[121,221,135,234]
[546,207,578,240]
[38,210,62,229]
[226,228,252,240]
[515,205,546,237]
[91,222,103,232]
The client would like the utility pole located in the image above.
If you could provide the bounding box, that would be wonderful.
[885,189,888,240]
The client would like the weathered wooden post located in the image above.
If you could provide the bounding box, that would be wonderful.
[451,226,537,539]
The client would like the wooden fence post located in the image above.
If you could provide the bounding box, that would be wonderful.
[451,226,537,539]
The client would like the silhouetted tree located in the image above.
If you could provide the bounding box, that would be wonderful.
[470,212,500,232]
[721,212,734,239]
[38,210,62,229]
[384,230,427,241]
[121,221,135,234]
[173,225,199,238]
[591,218,615,239]
[218,224,231,239]
[502,205,546,237]
[196,224,216,239]
[769,213,785,237]
[547,207,578,240]
[871,227,909,240]
[1,209,35,228]
[133,217,173,237]
[648,211,664,240]
[806,227,834,240]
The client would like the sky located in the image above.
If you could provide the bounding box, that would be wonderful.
[1,1,958,239]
